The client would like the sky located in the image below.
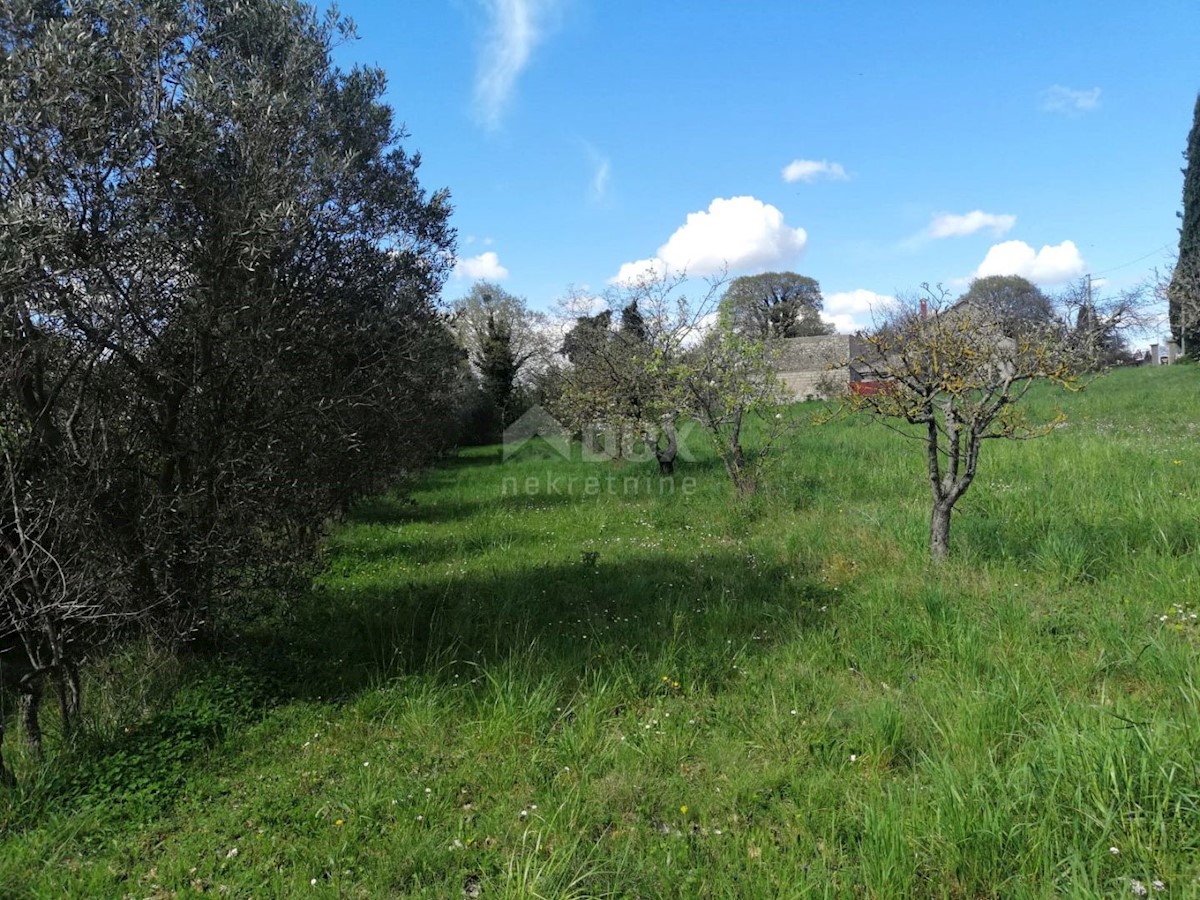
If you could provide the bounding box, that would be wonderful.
[327,0,1198,342]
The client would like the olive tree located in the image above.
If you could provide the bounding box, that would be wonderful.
[1,0,461,772]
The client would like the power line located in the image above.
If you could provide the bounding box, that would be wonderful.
[1091,244,1173,277]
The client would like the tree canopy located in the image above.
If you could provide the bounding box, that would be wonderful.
[719,272,832,339]
[956,275,1057,332]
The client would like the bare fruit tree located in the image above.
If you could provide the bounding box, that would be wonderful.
[849,285,1084,561]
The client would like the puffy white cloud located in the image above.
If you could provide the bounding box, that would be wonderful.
[973,240,1086,284]
[474,0,560,129]
[781,159,848,183]
[822,289,896,333]
[928,210,1016,239]
[453,251,510,281]
[1039,85,1101,115]
[612,196,807,284]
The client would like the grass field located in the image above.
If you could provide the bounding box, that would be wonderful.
[1,365,1199,898]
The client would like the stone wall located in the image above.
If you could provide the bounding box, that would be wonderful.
[774,335,853,400]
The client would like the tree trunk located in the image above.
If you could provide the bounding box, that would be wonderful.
[0,720,14,787]
[653,422,678,475]
[930,502,953,562]
[57,661,81,738]
[19,678,43,755]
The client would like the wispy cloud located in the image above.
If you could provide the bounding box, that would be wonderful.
[473,0,559,130]
[591,157,611,200]
[781,159,849,184]
[578,141,611,202]
[1039,85,1101,116]
[928,210,1016,239]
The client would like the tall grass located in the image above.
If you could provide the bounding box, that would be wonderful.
[0,365,1198,898]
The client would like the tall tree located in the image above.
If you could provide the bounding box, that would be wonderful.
[719,272,832,339]
[1170,93,1200,357]
[957,275,1056,332]
[478,312,521,425]
[450,282,547,381]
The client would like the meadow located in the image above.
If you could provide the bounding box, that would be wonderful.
[1,365,1198,898]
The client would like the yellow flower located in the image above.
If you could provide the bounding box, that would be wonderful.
[334,819,344,827]
[680,805,688,815]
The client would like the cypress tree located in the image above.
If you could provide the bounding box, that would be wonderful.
[479,312,520,427]
[1170,93,1200,357]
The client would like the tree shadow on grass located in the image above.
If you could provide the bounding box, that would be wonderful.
[0,465,838,829]
[245,547,836,704]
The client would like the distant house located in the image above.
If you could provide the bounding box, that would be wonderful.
[773,334,867,400]
[773,299,1020,401]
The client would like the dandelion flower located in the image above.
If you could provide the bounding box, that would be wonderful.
[334,819,343,827]
[680,805,688,815]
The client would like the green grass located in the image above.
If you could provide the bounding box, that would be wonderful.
[2,365,1199,898]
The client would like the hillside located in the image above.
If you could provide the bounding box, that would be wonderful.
[2,366,1198,898]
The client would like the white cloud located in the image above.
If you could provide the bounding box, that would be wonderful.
[473,0,558,129]
[612,196,808,284]
[822,289,896,333]
[1039,85,1102,115]
[928,210,1016,239]
[453,251,510,281]
[781,159,849,184]
[973,239,1086,284]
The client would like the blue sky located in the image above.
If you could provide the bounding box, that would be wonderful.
[329,1,1197,339]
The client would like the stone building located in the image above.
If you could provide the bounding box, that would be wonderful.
[773,334,866,400]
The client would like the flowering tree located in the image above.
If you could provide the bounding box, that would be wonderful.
[676,324,793,494]
[552,270,793,492]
